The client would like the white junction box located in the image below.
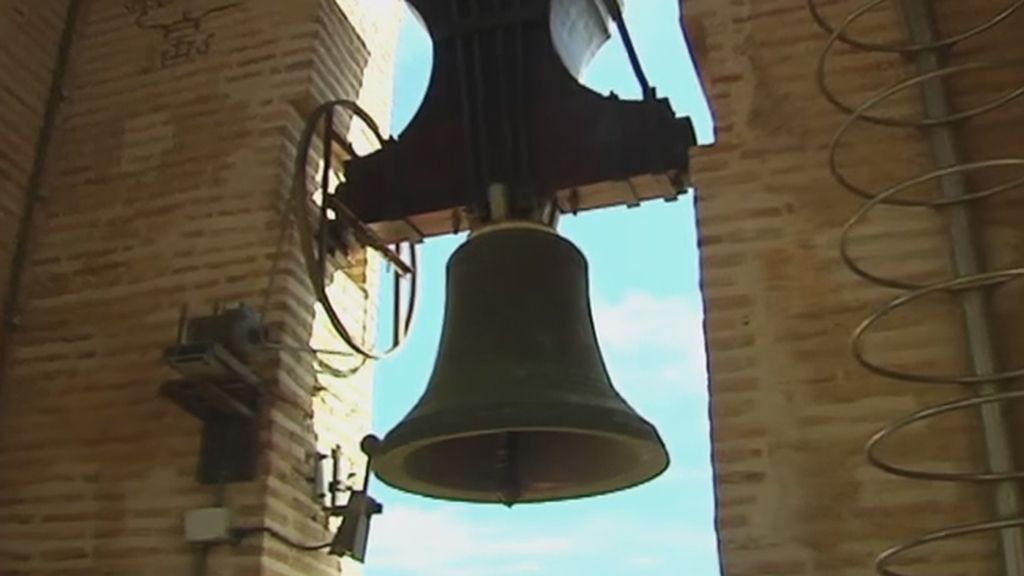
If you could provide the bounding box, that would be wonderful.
[184,507,234,544]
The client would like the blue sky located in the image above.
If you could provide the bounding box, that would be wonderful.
[365,2,715,575]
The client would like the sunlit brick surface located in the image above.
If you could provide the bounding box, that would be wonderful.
[683,0,1024,574]
[0,1,400,574]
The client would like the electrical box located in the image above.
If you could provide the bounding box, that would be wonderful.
[184,507,233,544]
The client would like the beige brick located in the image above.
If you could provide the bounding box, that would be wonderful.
[0,0,398,574]
[686,0,1024,573]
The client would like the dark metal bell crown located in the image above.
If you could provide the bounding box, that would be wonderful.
[371,222,669,505]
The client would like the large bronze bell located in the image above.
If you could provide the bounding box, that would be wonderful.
[371,222,669,505]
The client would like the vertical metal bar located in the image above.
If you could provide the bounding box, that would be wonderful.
[495,6,516,197]
[900,2,1024,575]
[318,108,334,282]
[393,244,402,347]
[331,445,342,510]
[468,1,492,194]
[451,0,483,210]
[512,0,530,197]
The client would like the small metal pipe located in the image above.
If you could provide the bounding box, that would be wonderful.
[900,2,1024,575]
[393,245,403,346]
[486,183,510,221]
[191,545,209,576]
[602,0,652,99]
[3,0,82,332]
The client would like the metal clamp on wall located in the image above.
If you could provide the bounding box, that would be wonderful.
[235,435,383,563]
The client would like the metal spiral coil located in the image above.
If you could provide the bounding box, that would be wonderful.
[807,1,1024,574]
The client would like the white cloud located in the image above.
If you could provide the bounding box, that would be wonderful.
[593,291,708,396]
[570,515,718,552]
[368,505,573,576]
[593,291,703,353]
[368,504,719,576]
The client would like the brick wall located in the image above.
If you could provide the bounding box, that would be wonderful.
[683,0,1024,574]
[0,1,400,574]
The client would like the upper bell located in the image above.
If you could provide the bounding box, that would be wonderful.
[371,222,669,505]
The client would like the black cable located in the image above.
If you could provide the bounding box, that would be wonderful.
[4,0,81,331]
[603,0,653,99]
[314,354,368,379]
[233,526,332,552]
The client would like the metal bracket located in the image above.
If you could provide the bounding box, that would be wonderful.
[161,305,263,485]
[339,0,696,243]
[324,435,384,563]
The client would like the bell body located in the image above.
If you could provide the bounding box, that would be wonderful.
[372,222,669,504]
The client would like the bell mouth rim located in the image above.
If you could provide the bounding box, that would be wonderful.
[379,423,667,445]
[377,400,668,451]
[371,412,670,504]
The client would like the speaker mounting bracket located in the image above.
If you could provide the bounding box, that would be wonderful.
[161,305,263,485]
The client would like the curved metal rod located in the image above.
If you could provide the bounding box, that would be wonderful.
[825,59,1024,143]
[839,159,1024,290]
[850,269,1024,384]
[812,0,1024,121]
[876,516,1024,576]
[809,0,1024,574]
[825,61,1024,203]
[866,389,1024,481]
[807,0,1024,55]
